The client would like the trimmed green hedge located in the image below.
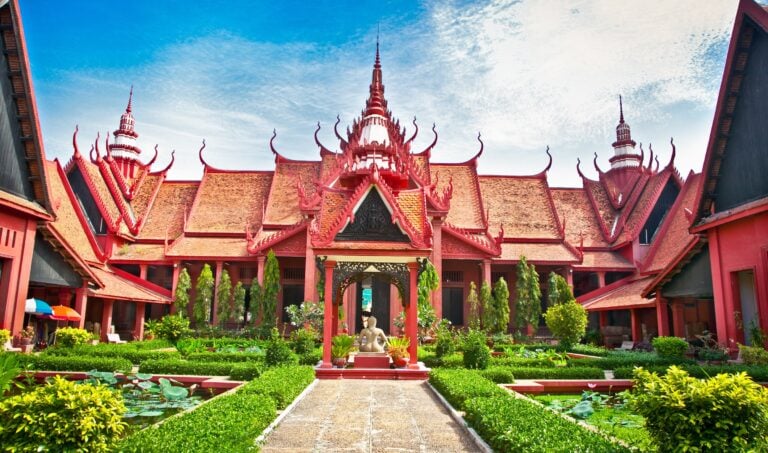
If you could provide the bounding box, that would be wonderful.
[240,365,315,409]
[465,396,630,452]
[428,369,506,410]
[185,352,264,363]
[569,344,610,357]
[422,353,464,369]
[491,356,566,368]
[613,364,768,381]
[138,359,234,376]
[229,362,264,381]
[119,391,276,452]
[483,366,604,381]
[571,352,693,370]
[13,354,132,373]
[44,346,181,364]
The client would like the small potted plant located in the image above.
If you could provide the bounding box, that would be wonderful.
[387,336,410,368]
[331,334,355,368]
[18,326,35,352]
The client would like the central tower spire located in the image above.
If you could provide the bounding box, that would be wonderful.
[359,41,390,146]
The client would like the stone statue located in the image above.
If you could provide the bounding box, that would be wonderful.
[359,315,388,352]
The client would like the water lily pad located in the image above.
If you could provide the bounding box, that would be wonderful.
[158,378,171,388]
[135,373,153,380]
[162,386,188,401]
[138,410,164,417]
[138,381,156,390]
[568,400,594,419]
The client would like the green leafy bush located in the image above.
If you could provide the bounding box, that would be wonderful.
[422,352,463,369]
[740,344,768,365]
[462,329,490,370]
[265,329,297,366]
[0,376,126,452]
[55,327,93,348]
[186,351,264,363]
[428,369,506,410]
[138,359,234,376]
[44,345,181,364]
[434,322,456,358]
[229,362,264,380]
[652,336,688,359]
[156,314,192,343]
[290,327,319,355]
[613,364,768,381]
[480,367,515,383]
[501,366,604,380]
[571,351,692,370]
[0,328,11,345]
[631,366,768,451]
[464,396,628,452]
[240,365,315,409]
[543,300,587,349]
[119,390,276,452]
[569,344,610,356]
[298,349,322,365]
[15,354,132,373]
[0,353,21,398]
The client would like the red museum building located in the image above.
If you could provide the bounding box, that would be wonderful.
[1,0,766,359]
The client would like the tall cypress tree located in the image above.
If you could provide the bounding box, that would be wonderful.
[233,281,246,324]
[194,264,214,327]
[480,281,493,330]
[260,250,281,329]
[216,269,233,325]
[515,255,541,333]
[492,277,511,333]
[466,281,480,329]
[174,267,191,317]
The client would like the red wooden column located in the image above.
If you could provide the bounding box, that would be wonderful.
[565,267,574,288]
[630,309,641,342]
[598,311,608,329]
[407,261,419,368]
[597,271,606,288]
[101,299,114,342]
[656,293,670,337]
[331,298,339,337]
[256,255,266,285]
[170,262,181,315]
[6,219,37,334]
[134,302,146,340]
[211,261,223,325]
[708,230,730,347]
[431,217,444,318]
[74,286,88,329]
[304,235,317,302]
[482,259,492,286]
[671,303,685,338]
[321,260,336,368]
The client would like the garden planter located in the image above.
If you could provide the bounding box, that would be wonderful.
[332,357,347,368]
[393,356,409,368]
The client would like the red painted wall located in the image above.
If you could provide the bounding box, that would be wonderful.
[0,208,38,335]
[708,210,768,348]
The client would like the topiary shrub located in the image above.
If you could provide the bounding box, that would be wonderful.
[0,376,126,452]
[229,362,263,380]
[55,327,92,348]
[462,329,490,370]
[265,329,297,367]
[543,300,587,350]
[434,322,456,358]
[156,314,192,343]
[740,344,768,365]
[652,336,689,359]
[631,366,768,451]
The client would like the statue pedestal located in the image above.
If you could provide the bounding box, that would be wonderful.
[353,352,390,369]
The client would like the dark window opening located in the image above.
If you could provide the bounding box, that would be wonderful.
[573,272,599,297]
[491,272,506,283]
[114,264,140,277]
[147,265,173,290]
[640,180,680,244]
[281,285,304,322]
[283,268,304,281]
[442,287,464,326]
[67,167,107,235]
[443,271,463,284]
[605,271,632,285]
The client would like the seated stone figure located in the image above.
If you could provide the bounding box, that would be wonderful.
[358,315,388,353]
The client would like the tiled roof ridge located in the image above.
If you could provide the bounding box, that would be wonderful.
[132,172,168,236]
[67,151,121,233]
[247,221,307,254]
[442,222,500,256]
[96,157,140,235]
[619,170,675,243]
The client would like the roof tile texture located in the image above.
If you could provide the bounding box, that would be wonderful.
[90,266,170,302]
[432,164,484,229]
[582,277,655,310]
[167,236,249,257]
[187,171,273,233]
[498,242,579,263]
[264,162,319,225]
[139,182,199,239]
[551,188,608,247]
[480,176,560,239]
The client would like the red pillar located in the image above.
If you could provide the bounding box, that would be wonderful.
[331,300,339,336]
[4,219,37,334]
[256,255,266,285]
[656,293,670,337]
[708,229,730,347]
[170,262,181,315]
[671,303,685,338]
[431,218,444,319]
[134,302,146,340]
[74,286,88,329]
[211,261,223,325]
[139,264,148,280]
[58,289,73,307]
[101,299,114,342]
[565,267,574,288]
[597,271,606,288]
[321,260,335,368]
[630,309,641,342]
[407,261,419,368]
[304,235,317,302]
[482,259,492,286]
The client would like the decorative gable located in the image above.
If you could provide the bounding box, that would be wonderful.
[335,188,409,242]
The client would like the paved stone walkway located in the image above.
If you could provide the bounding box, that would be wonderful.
[260,380,482,453]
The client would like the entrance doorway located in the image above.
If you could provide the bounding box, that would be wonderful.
[355,277,391,334]
[735,270,758,345]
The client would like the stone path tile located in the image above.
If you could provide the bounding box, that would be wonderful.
[260,380,481,453]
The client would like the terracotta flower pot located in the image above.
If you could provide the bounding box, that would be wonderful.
[393,356,409,368]
[332,357,347,368]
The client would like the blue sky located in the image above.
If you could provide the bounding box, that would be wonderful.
[20,0,739,187]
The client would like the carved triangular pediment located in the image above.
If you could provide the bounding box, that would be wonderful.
[335,188,410,242]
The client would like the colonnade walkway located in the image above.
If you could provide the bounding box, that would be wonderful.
[260,379,482,452]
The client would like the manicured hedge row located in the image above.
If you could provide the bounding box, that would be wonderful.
[569,344,610,357]
[464,396,630,452]
[44,346,181,364]
[240,365,315,409]
[185,352,264,363]
[422,353,464,369]
[229,362,264,381]
[13,354,132,373]
[481,366,605,382]
[571,353,693,370]
[119,391,276,452]
[491,356,566,368]
[613,364,768,381]
[428,369,506,410]
[138,359,234,376]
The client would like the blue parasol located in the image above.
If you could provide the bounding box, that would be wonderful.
[25,298,53,315]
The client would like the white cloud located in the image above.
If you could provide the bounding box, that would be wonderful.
[36,0,736,187]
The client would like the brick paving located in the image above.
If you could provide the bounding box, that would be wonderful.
[260,380,481,453]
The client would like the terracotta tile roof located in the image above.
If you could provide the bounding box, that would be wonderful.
[551,188,608,247]
[320,154,340,182]
[45,160,100,264]
[186,171,273,233]
[138,182,199,240]
[321,241,422,251]
[480,176,560,239]
[112,243,167,261]
[581,276,655,311]
[264,162,320,225]
[573,251,634,270]
[89,266,170,303]
[79,159,122,226]
[411,155,430,183]
[643,174,701,274]
[130,174,162,222]
[317,191,348,238]
[166,236,249,258]
[623,171,671,239]
[431,164,484,229]
[498,242,580,264]
[0,190,47,216]
[396,190,427,238]
[584,179,617,237]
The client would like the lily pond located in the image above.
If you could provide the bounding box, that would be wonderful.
[533,391,653,451]
[85,371,212,432]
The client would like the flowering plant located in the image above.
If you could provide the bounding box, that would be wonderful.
[19,326,35,339]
